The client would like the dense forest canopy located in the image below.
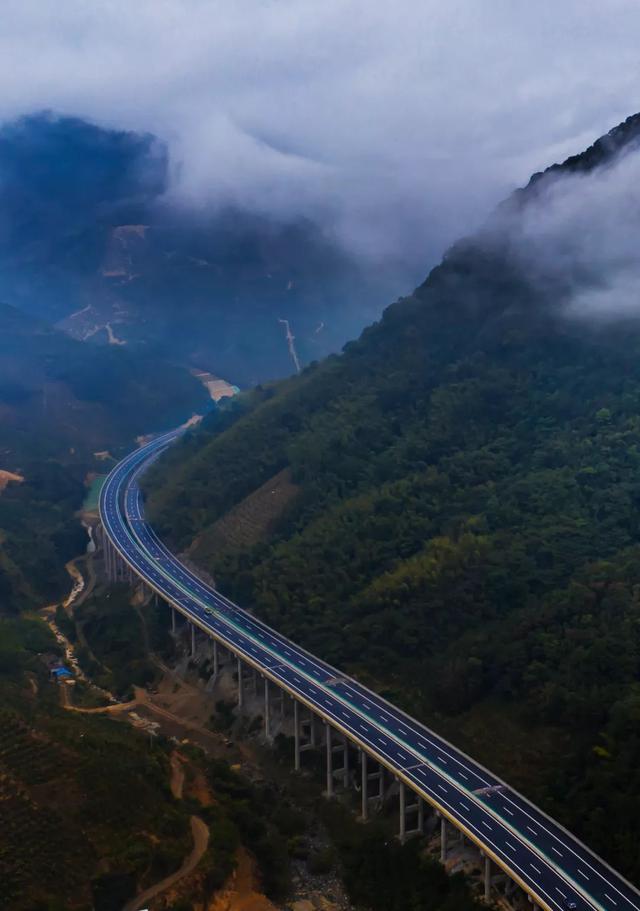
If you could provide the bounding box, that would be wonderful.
[146,112,640,881]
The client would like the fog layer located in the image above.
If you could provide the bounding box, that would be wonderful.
[0,1,639,281]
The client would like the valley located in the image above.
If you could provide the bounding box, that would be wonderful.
[1,38,640,911]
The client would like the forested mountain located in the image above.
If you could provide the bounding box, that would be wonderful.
[0,113,400,385]
[0,302,208,611]
[146,112,640,881]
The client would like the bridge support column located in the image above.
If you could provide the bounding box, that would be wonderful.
[342,735,349,788]
[484,854,492,902]
[237,657,244,709]
[264,677,271,739]
[300,712,316,755]
[104,538,112,581]
[360,751,368,820]
[327,735,348,791]
[212,639,219,677]
[325,724,334,797]
[171,607,176,634]
[294,700,301,771]
[400,791,424,841]
[440,817,448,863]
[191,623,196,657]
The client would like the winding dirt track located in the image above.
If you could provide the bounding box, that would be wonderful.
[122,815,210,911]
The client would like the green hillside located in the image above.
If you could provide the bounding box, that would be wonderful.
[0,302,209,610]
[146,114,640,881]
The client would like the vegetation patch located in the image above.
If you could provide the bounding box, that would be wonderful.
[75,586,174,698]
[194,466,299,558]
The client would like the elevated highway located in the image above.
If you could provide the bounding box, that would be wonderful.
[99,431,640,911]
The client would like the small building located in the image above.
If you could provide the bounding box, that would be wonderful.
[51,666,74,683]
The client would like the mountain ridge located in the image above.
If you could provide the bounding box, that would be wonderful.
[144,111,640,882]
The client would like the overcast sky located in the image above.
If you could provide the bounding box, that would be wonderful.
[1,0,639,282]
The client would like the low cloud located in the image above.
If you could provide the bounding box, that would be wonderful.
[497,142,640,320]
[0,1,639,284]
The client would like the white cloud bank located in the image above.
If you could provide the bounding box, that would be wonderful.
[0,0,639,282]
[499,144,640,319]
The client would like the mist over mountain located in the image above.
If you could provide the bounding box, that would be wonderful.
[0,113,401,385]
[146,112,640,881]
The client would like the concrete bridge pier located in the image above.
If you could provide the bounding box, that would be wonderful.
[237,656,244,709]
[483,853,492,902]
[360,750,368,820]
[341,735,350,788]
[109,544,119,581]
[294,700,301,771]
[300,710,317,749]
[212,638,219,677]
[325,723,334,797]
[325,728,349,796]
[112,549,121,581]
[440,816,448,863]
[103,534,114,581]
[292,702,319,771]
[398,783,424,843]
[205,638,231,691]
[263,676,271,739]
[358,750,388,821]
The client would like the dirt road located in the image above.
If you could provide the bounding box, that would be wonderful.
[122,815,209,911]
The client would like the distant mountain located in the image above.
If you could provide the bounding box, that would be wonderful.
[0,113,400,385]
[0,301,208,610]
[145,112,640,881]
[0,301,208,463]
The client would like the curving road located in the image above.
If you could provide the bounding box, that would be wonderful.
[100,431,640,911]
